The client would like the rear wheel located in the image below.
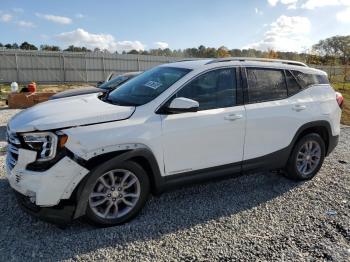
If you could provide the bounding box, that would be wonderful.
[85,161,150,226]
[285,133,325,180]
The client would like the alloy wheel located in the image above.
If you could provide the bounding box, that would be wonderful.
[88,169,141,219]
[296,140,321,177]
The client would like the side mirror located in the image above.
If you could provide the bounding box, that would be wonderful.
[166,97,199,113]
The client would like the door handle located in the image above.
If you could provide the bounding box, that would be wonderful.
[224,114,243,121]
[292,104,306,112]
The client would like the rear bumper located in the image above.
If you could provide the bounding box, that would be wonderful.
[327,135,339,156]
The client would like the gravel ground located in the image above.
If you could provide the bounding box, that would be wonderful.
[0,108,349,261]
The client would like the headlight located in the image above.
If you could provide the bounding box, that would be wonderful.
[22,132,67,162]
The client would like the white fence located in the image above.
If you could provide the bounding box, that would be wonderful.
[0,50,178,84]
[0,50,347,84]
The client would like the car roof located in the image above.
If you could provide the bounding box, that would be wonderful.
[121,71,143,76]
[163,58,326,76]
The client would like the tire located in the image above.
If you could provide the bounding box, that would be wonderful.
[84,160,150,226]
[285,133,326,180]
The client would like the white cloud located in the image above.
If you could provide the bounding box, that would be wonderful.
[336,7,350,22]
[301,0,350,9]
[17,20,35,28]
[154,41,169,49]
[56,28,145,53]
[268,0,279,6]
[268,0,298,6]
[36,13,72,25]
[0,13,13,22]
[245,15,311,52]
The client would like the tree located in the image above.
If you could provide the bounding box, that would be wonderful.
[217,46,230,57]
[4,43,19,49]
[313,35,350,65]
[64,45,91,52]
[20,42,38,50]
[266,49,278,59]
[40,45,60,51]
[127,49,139,54]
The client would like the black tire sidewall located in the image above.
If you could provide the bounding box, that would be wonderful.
[286,133,326,180]
[84,160,150,226]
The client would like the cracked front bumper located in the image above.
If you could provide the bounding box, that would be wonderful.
[6,148,89,207]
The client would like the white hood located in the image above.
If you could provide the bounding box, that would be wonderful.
[9,93,135,133]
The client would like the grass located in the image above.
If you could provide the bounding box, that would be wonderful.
[1,82,350,126]
[332,82,350,125]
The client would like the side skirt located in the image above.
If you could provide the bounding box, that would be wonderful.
[158,145,292,193]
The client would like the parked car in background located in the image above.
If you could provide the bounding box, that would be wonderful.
[96,71,128,87]
[50,71,142,100]
[6,58,342,226]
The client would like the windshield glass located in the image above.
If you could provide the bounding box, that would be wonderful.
[106,66,191,106]
[99,75,130,90]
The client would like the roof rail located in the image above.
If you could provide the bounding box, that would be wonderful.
[174,58,201,62]
[206,57,308,67]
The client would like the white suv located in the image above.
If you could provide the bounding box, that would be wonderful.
[6,58,342,226]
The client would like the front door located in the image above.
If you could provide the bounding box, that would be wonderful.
[160,68,246,175]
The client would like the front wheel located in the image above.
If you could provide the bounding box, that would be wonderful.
[84,161,150,226]
[285,133,326,180]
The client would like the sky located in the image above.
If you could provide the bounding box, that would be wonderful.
[0,0,349,53]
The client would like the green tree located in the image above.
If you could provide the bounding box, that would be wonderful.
[127,49,139,54]
[64,45,91,52]
[40,45,61,51]
[20,42,38,50]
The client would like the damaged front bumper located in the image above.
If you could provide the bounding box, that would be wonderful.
[6,148,89,223]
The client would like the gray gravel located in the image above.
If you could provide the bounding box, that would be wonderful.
[0,108,349,261]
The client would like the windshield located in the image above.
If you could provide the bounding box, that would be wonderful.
[106,66,191,106]
[99,75,131,90]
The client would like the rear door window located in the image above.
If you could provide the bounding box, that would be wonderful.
[246,68,287,103]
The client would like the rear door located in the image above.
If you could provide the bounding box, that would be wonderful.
[160,68,246,175]
[243,67,310,161]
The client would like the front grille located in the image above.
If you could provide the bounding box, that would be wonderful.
[6,127,20,171]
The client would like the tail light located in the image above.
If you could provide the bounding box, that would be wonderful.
[336,92,344,109]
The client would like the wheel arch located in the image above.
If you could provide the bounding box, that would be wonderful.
[292,120,332,156]
[73,148,164,219]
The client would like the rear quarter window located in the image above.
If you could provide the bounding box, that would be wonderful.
[291,70,329,88]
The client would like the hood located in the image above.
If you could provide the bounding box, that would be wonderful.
[9,93,135,133]
[50,87,104,100]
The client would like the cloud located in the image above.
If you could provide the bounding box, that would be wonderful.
[336,7,350,22]
[268,0,298,6]
[0,13,13,22]
[245,15,311,52]
[154,42,169,49]
[268,0,279,6]
[301,0,350,9]
[56,28,145,53]
[17,20,35,28]
[36,13,72,25]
